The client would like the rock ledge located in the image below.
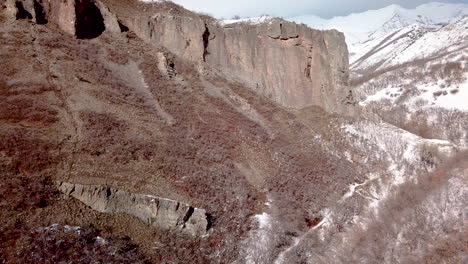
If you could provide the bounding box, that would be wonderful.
[57,182,213,236]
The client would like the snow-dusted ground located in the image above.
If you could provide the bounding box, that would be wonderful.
[338,119,462,235]
[361,75,468,112]
[265,118,463,263]
[351,17,468,70]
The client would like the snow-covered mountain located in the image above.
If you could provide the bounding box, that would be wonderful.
[351,17,468,71]
[288,2,468,146]
[289,2,468,56]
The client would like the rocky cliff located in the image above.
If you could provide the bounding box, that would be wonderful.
[5,0,353,113]
[109,1,354,112]
[4,0,121,37]
[1,1,362,262]
[57,182,212,236]
[206,21,352,112]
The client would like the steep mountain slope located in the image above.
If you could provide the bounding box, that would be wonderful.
[0,1,361,262]
[0,1,467,264]
[350,17,468,147]
[351,17,468,71]
[289,2,468,56]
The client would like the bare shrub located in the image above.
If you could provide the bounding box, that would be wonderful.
[419,143,444,170]
[18,226,149,264]
[433,90,444,97]
[326,150,468,263]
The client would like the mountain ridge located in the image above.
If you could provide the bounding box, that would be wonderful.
[289,2,468,54]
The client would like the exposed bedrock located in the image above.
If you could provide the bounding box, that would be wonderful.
[57,182,213,236]
[124,14,354,113]
[90,0,354,113]
[208,20,353,113]
[5,0,120,37]
[4,0,355,113]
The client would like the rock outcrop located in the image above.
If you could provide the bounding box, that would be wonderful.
[57,182,212,236]
[5,0,121,38]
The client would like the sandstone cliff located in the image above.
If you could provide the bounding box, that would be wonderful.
[206,21,352,112]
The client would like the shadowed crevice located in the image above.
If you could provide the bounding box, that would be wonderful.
[15,1,32,20]
[206,213,215,231]
[33,0,48,24]
[202,25,210,62]
[118,20,129,32]
[75,0,105,39]
[182,206,195,224]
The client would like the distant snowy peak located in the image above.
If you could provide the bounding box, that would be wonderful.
[220,15,274,26]
[288,2,468,52]
[351,17,468,71]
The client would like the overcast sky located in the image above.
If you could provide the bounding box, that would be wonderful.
[170,0,467,19]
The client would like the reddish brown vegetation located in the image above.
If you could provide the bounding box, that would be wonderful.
[0,5,362,263]
[15,225,149,264]
[0,129,60,174]
[0,80,58,125]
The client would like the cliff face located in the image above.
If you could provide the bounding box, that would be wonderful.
[130,16,352,112]
[206,21,351,111]
[122,13,352,110]
[105,0,354,113]
[5,0,353,112]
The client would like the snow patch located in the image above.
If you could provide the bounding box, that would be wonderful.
[342,121,455,212]
[255,212,271,229]
[220,16,274,26]
[361,75,468,112]
[273,209,331,264]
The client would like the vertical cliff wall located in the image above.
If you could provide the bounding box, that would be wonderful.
[206,20,351,111]
[99,1,355,113]
[4,0,354,112]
